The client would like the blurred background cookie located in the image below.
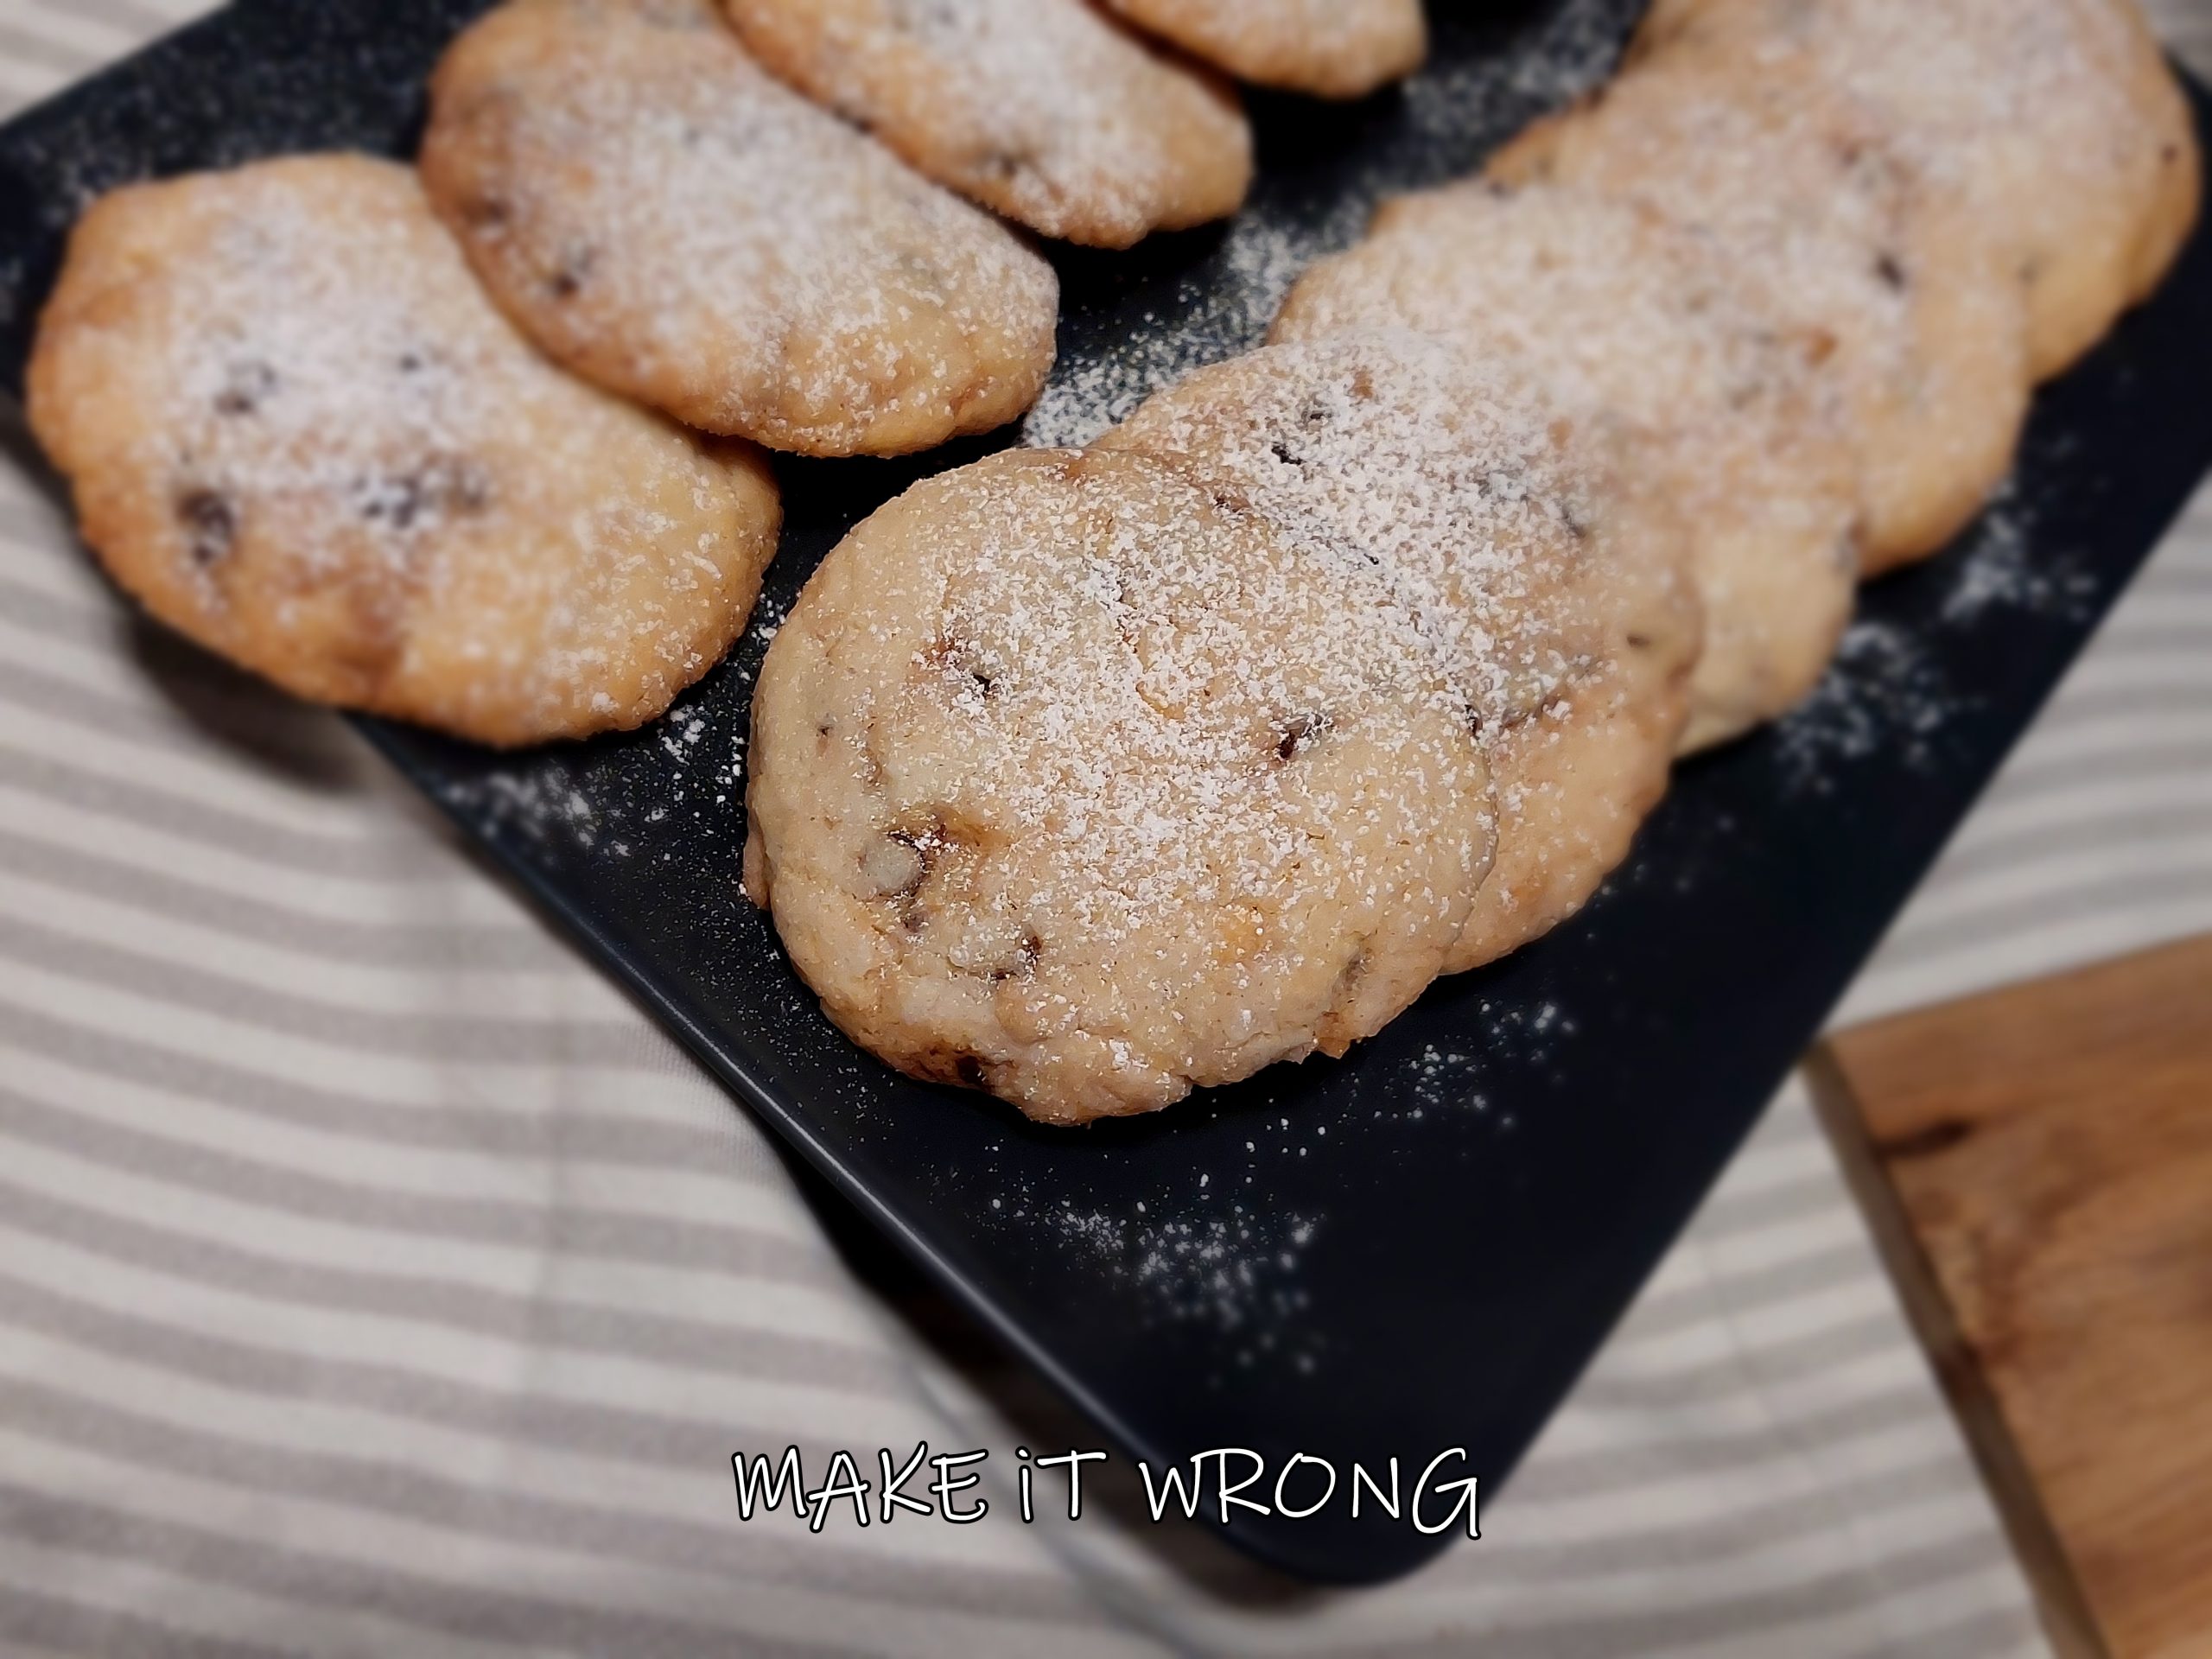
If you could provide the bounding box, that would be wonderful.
[421,0,1058,455]
[721,0,1253,247]
[746,447,1490,1123]
[1276,184,1858,752]
[1630,0,2201,381]
[1099,0,1425,99]
[1491,34,2031,572]
[2091,0,2204,308]
[27,154,780,747]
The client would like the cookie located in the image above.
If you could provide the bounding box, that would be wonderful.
[721,0,1253,248]
[1630,0,2199,381]
[1490,35,2031,571]
[1274,184,1857,751]
[2082,0,2202,308]
[745,447,1491,1123]
[420,0,1058,457]
[27,155,779,747]
[1099,0,1425,100]
[1096,331,1700,971]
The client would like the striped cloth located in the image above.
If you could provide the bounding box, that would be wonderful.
[3,3,2209,1654]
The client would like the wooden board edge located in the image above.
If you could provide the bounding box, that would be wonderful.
[1801,1043,2108,1659]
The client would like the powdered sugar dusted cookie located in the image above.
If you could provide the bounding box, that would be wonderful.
[1631,0,2200,380]
[1096,332,1700,971]
[420,0,1058,456]
[721,0,1253,248]
[1491,35,2031,571]
[746,447,1491,1123]
[1100,0,1425,99]
[27,155,779,747]
[1274,184,1857,751]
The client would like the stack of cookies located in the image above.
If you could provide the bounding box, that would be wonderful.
[745,0,2200,1123]
[22,0,2201,1122]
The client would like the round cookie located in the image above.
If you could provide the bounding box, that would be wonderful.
[1096,331,1700,972]
[1274,183,1858,751]
[420,0,1058,457]
[721,0,1253,248]
[27,155,779,747]
[1630,0,2200,380]
[1098,0,1425,100]
[746,447,1492,1124]
[1490,35,2031,571]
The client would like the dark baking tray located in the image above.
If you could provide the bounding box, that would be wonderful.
[3,0,2209,1586]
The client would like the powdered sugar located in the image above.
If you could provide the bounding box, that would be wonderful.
[1283,185,1825,474]
[1275,181,1860,747]
[877,449,1475,937]
[1505,28,2030,559]
[1098,328,1605,735]
[725,0,1251,246]
[1941,485,2096,625]
[1398,0,1624,149]
[1515,44,1917,391]
[1033,1196,1319,1349]
[152,193,503,573]
[1101,0,1425,99]
[422,0,1057,453]
[1653,0,2163,340]
[1022,209,1354,451]
[1773,618,1961,791]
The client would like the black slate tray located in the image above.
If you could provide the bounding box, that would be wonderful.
[3,0,2208,1587]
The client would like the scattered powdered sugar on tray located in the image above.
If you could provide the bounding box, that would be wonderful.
[1021,207,1356,448]
[1001,1191,1324,1372]
[1478,998,1574,1071]
[31,154,772,749]
[1772,619,1961,791]
[434,678,752,864]
[1397,1000,1573,1118]
[1408,1043,1486,1113]
[436,766,607,853]
[1399,0,1624,149]
[1942,484,2096,625]
[427,582,788,861]
[658,702,711,763]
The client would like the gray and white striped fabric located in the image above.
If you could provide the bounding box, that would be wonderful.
[5,4,2210,1653]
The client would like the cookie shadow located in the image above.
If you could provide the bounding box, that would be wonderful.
[0,407,367,793]
[119,613,372,792]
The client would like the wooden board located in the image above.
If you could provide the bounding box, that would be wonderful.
[1808,933,2212,1659]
